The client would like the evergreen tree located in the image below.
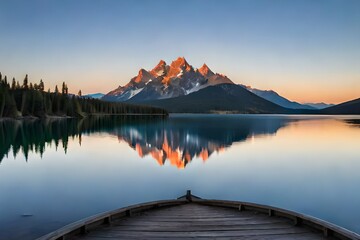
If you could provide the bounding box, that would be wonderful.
[0,87,4,118]
[20,90,28,115]
[11,78,16,90]
[62,82,66,95]
[32,90,44,116]
[4,91,18,117]
[4,76,8,87]
[39,79,44,91]
[23,74,29,89]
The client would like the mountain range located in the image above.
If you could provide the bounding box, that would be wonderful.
[242,86,314,110]
[84,93,105,99]
[103,57,233,102]
[101,57,357,114]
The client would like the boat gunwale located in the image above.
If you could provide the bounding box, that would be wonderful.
[193,198,360,240]
[37,199,188,240]
[37,193,360,240]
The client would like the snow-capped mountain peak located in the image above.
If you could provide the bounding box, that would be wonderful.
[103,57,231,102]
[163,57,193,83]
[102,57,335,111]
[171,57,190,69]
[132,69,153,84]
[198,63,214,77]
[150,60,167,77]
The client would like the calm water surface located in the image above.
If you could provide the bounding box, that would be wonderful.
[0,114,360,239]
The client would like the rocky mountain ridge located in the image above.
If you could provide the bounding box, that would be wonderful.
[102,57,233,102]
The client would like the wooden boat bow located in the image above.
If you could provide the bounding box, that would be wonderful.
[38,190,360,240]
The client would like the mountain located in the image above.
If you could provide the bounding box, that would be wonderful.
[84,93,105,99]
[138,84,297,114]
[103,57,321,111]
[102,57,233,102]
[303,102,334,109]
[102,57,342,113]
[320,98,360,114]
[242,85,315,110]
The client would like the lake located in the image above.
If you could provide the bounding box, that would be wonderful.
[0,114,360,239]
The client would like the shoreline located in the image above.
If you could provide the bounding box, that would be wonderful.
[2,113,359,122]
[0,113,169,121]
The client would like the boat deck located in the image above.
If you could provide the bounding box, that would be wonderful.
[38,192,360,240]
[74,203,332,240]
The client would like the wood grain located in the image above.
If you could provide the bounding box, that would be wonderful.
[76,203,330,240]
[37,193,360,240]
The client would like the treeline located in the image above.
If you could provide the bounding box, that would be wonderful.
[0,72,168,118]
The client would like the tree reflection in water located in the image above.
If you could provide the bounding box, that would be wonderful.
[0,115,293,167]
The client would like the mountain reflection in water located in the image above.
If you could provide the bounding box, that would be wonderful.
[0,115,294,167]
[115,115,292,168]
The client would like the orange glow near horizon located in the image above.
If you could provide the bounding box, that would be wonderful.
[4,58,358,105]
[69,77,358,105]
[70,80,359,105]
[273,85,360,104]
[234,72,360,104]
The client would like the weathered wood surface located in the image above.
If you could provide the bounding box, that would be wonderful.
[194,199,360,240]
[37,192,360,240]
[37,199,188,240]
[74,203,335,239]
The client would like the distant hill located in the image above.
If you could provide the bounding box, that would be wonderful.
[135,84,294,114]
[84,93,105,99]
[242,85,315,110]
[304,102,334,109]
[321,98,360,114]
[248,89,333,110]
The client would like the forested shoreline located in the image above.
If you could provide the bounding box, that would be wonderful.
[0,73,168,118]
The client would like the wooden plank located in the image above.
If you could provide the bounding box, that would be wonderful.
[121,216,284,222]
[114,219,289,227]
[85,228,315,238]
[77,233,325,240]
[101,222,298,232]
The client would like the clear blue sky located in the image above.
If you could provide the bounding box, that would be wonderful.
[1,0,359,103]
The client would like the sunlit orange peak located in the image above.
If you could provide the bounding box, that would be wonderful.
[133,69,151,83]
[170,57,191,71]
[150,60,167,76]
[198,63,214,77]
